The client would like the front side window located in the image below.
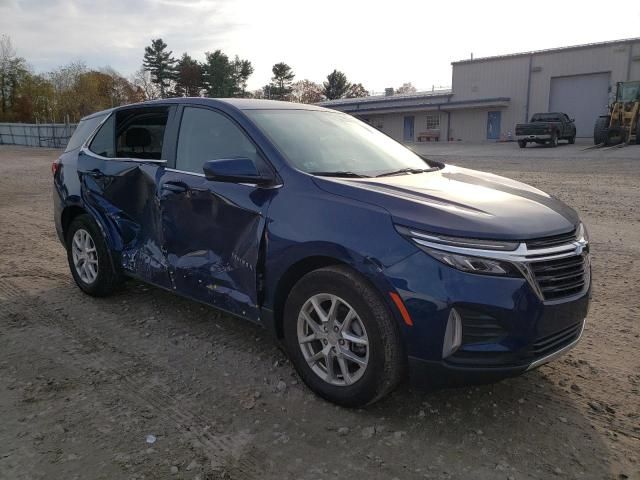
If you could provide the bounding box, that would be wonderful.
[88,107,169,160]
[246,109,430,177]
[176,107,259,174]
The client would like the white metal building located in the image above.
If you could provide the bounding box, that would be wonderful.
[320,37,640,142]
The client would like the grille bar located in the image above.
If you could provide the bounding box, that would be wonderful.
[533,322,582,356]
[526,229,577,250]
[529,253,587,301]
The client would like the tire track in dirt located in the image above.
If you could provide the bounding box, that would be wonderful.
[0,276,267,478]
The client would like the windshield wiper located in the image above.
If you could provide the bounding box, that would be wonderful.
[310,171,370,178]
[375,167,438,177]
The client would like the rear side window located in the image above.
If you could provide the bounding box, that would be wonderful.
[89,114,115,157]
[176,107,259,174]
[65,114,107,152]
[531,113,560,122]
[88,106,169,160]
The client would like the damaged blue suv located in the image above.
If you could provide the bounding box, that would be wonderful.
[53,99,591,406]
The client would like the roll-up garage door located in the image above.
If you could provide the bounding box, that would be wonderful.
[549,72,610,137]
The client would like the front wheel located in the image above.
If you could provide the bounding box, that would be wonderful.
[283,265,405,407]
[548,132,558,147]
[518,140,527,148]
[66,214,122,297]
[568,136,576,144]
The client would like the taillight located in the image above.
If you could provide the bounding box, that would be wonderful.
[52,160,61,177]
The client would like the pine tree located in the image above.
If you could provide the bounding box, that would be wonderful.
[230,56,253,97]
[142,38,176,98]
[269,62,295,100]
[322,70,350,100]
[175,53,203,97]
[202,51,253,98]
[202,50,233,97]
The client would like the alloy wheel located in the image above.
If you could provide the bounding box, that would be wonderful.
[297,293,369,386]
[71,228,99,284]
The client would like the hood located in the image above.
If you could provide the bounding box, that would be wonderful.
[312,165,579,240]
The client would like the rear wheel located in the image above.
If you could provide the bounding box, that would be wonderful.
[283,265,405,407]
[518,140,527,148]
[594,116,610,145]
[66,214,122,297]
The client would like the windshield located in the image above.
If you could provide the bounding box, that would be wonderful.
[617,82,640,102]
[245,109,433,177]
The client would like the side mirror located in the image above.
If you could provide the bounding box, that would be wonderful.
[203,157,273,185]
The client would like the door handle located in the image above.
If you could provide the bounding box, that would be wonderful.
[161,181,188,193]
[85,169,104,179]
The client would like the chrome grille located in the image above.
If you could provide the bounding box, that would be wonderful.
[529,253,587,300]
[526,229,576,250]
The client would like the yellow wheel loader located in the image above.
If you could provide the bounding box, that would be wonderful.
[593,81,640,145]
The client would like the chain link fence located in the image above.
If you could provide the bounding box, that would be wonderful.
[0,123,77,149]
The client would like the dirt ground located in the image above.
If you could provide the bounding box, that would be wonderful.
[0,143,638,480]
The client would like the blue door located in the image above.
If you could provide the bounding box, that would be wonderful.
[159,106,275,322]
[487,111,501,140]
[403,116,415,142]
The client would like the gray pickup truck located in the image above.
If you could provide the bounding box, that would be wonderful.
[515,112,577,148]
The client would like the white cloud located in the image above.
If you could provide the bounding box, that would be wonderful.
[1,0,638,93]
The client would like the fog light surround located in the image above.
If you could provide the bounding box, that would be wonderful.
[443,308,462,358]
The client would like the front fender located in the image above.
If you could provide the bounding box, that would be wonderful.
[261,179,418,339]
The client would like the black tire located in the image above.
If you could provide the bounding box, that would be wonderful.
[66,214,122,297]
[568,136,576,145]
[518,140,527,148]
[548,131,558,147]
[594,116,610,145]
[283,265,405,407]
[604,127,623,146]
[636,120,640,145]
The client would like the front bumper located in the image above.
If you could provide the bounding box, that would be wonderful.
[383,250,591,388]
[407,318,585,388]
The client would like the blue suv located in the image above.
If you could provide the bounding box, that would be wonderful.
[53,99,591,406]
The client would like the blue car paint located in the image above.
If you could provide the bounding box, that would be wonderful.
[54,98,590,385]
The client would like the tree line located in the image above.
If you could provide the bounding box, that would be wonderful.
[139,38,369,103]
[0,34,407,124]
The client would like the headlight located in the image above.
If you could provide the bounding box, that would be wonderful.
[424,248,519,276]
[577,222,589,242]
[396,225,520,277]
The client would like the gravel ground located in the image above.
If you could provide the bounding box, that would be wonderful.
[0,143,638,480]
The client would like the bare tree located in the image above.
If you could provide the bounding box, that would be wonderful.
[395,82,417,95]
[131,66,160,100]
[291,79,324,104]
[0,35,28,117]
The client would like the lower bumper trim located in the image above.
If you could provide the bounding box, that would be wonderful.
[408,318,586,388]
[525,318,585,371]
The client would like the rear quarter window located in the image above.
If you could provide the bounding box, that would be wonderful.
[64,114,107,152]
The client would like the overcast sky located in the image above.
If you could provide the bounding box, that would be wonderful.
[1,0,639,94]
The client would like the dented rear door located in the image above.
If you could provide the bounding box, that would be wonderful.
[77,105,176,288]
[160,106,276,322]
